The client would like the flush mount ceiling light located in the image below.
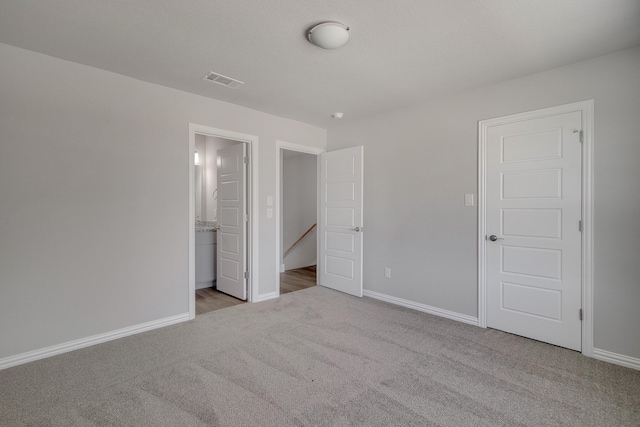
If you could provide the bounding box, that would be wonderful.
[307,21,350,50]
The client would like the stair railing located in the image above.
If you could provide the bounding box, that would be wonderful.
[284,223,317,258]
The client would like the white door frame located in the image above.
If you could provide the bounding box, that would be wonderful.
[275,140,325,296]
[188,123,259,318]
[477,100,594,356]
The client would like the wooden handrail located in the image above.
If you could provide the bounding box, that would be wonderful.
[284,223,317,258]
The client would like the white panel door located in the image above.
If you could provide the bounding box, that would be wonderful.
[216,143,247,300]
[486,111,582,350]
[319,146,364,297]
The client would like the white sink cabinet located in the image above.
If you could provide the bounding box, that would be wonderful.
[195,230,216,289]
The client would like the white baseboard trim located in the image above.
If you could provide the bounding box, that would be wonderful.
[363,290,479,326]
[0,313,190,371]
[253,292,278,303]
[593,348,640,371]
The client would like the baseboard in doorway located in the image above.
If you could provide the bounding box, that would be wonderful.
[253,291,278,302]
[0,313,190,371]
[363,289,479,326]
[593,348,640,371]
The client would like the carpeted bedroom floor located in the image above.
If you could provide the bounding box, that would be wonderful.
[1,286,638,426]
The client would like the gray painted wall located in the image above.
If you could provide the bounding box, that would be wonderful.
[328,46,640,360]
[0,43,326,360]
[283,152,317,270]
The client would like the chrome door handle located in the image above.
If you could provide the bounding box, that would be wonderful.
[489,235,503,241]
[353,227,363,232]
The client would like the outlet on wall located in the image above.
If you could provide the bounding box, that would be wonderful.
[384,267,391,279]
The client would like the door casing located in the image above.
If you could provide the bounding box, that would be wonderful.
[188,124,259,317]
[477,100,594,356]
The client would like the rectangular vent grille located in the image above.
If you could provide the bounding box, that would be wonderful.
[202,71,244,89]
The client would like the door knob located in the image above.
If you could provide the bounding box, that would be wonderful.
[353,227,363,232]
[489,235,503,241]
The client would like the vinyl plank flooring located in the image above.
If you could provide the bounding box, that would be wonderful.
[195,287,245,315]
[196,265,316,315]
[280,265,316,295]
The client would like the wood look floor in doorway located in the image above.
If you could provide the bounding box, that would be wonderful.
[195,287,245,315]
[195,266,316,315]
[280,265,316,295]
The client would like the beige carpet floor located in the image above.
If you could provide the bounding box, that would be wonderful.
[1,286,638,426]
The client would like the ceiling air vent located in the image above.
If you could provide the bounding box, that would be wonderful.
[202,71,244,89]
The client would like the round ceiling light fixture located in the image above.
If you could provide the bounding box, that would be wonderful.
[307,21,350,50]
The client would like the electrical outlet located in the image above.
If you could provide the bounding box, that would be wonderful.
[384,267,391,279]
[266,208,273,218]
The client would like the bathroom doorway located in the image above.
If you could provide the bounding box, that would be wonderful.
[194,134,245,315]
[276,141,324,296]
[189,124,258,318]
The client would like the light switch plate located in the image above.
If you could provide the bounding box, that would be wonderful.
[266,208,273,218]
[267,196,273,207]
[464,194,474,207]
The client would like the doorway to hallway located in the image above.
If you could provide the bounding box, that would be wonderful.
[276,141,324,296]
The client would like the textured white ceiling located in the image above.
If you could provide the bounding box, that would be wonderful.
[1,0,639,128]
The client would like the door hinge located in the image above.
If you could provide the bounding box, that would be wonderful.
[244,271,248,279]
[244,214,248,222]
[578,220,582,232]
[244,156,248,164]
[579,308,583,321]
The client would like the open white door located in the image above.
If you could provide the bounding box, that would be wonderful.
[216,143,247,300]
[319,146,364,297]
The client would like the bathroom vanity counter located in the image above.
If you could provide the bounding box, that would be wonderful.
[196,220,217,232]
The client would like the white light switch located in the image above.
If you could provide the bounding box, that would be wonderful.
[266,196,273,206]
[266,208,273,218]
[384,267,391,279]
[464,194,474,207]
